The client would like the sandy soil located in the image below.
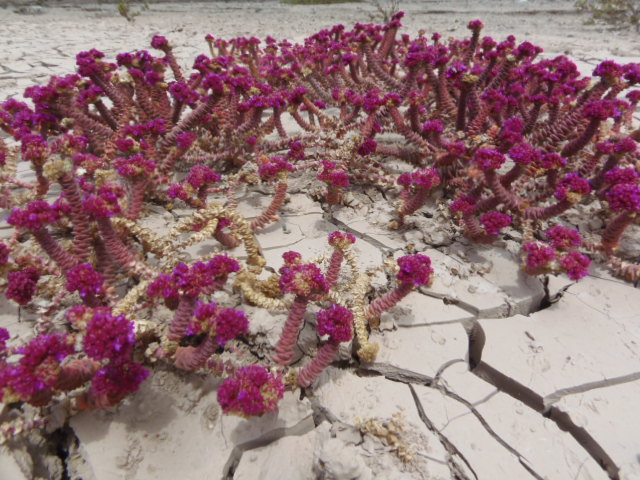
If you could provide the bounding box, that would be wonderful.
[1,1,640,480]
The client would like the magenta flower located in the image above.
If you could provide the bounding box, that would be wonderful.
[7,201,58,231]
[151,35,170,50]
[606,184,640,212]
[258,156,294,181]
[546,226,582,251]
[317,304,354,343]
[473,149,506,171]
[357,138,377,156]
[84,308,136,361]
[147,273,180,301]
[480,212,512,236]
[559,251,591,281]
[114,153,156,178]
[217,365,284,417]
[279,263,329,298]
[523,242,556,271]
[83,183,125,218]
[176,132,198,150]
[193,302,249,346]
[508,142,542,166]
[3,333,74,404]
[90,360,149,407]
[318,160,348,186]
[397,167,441,190]
[186,165,221,189]
[450,195,477,215]
[396,254,433,287]
[328,231,356,249]
[66,264,104,299]
[6,267,40,306]
[554,173,591,202]
[468,19,484,31]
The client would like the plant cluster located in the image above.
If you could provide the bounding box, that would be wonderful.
[0,13,639,439]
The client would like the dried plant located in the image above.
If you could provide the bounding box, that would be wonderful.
[575,0,640,31]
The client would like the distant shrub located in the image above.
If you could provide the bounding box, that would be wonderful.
[117,0,149,22]
[369,0,401,24]
[575,0,640,31]
[281,0,362,4]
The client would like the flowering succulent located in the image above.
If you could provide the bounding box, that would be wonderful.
[217,365,284,417]
[558,251,592,280]
[317,304,354,343]
[258,156,294,181]
[479,212,512,236]
[192,302,249,346]
[0,333,74,404]
[279,262,329,298]
[90,360,150,408]
[546,226,583,250]
[6,267,40,306]
[83,308,136,361]
[66,264,104,300]
[2,15,640,439]
[396,254,433,287]
[523,242,556,272]
[473,149,506,171]
[7,200,58,231]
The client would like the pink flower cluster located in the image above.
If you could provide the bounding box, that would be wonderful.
[522,226,591,280]
[279,261,329,298]
[396,254,433,287]
[191,302,250,347]
[148,255,240,299]
[317,304,354,343]
[217,365,284,417]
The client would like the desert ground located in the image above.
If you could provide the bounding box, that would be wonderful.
[1,1,640,480]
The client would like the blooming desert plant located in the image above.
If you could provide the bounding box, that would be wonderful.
[0,14,639,447]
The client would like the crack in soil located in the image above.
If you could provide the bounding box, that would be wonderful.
[467,321,622,480]
[222,414,316,479]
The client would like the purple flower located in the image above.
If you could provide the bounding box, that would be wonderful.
[84,308,136,361]
[66,264,104,299]
[217,366,284,417]
[6,267,40,306]
[279,263,329,297]
[523,242,556,271]
[194,302,249,346]
[357,138,377,156]
[546,226,582,251]
[396,254,433,287]
[559,251,591,281]
[480,212,512,236]
[317,304,353,343]
[258,156,294,181]
[473,149,506,171]
[7,201,58,231]
[91,360,149,406]
[554,173,591,202]
[606,183,640,212]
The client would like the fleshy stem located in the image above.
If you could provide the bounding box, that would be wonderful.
[32,228,80,271]
[272,297,308,366]
[601,212,637,251]
[367,282,413,318]
[298,342,340,387]
[251,181,288,231]
[168,295,198,342]
[174,337,217,370]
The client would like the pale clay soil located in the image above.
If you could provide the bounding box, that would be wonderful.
[1,1,640,480]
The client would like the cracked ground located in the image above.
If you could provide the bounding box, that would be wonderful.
[1,1,640,479]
